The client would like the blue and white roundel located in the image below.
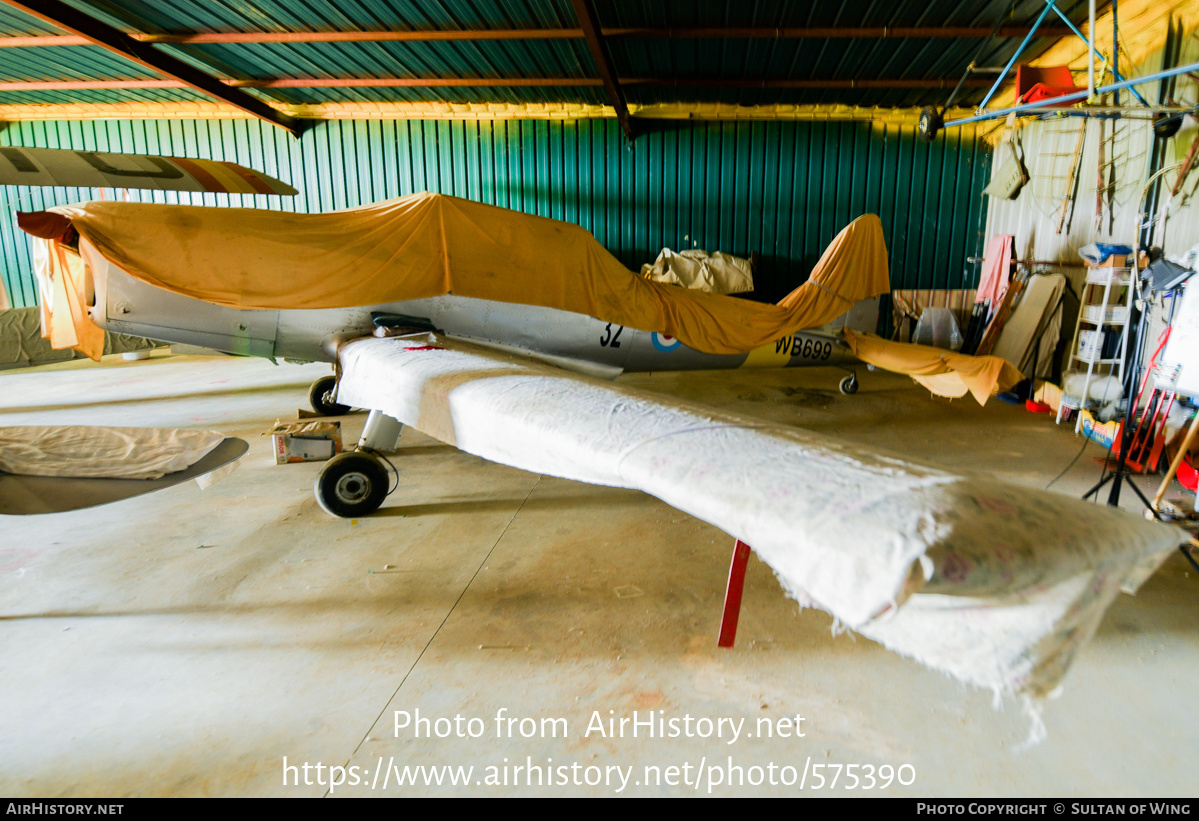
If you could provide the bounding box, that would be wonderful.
[651,332,683,352]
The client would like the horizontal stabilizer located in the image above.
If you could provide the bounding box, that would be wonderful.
[0,146,297,195]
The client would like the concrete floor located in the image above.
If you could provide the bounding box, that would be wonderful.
[1,351,1196,797]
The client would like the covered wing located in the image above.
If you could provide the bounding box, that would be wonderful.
[41,192,887,355]
[336,334,1181,700]
[0,146,297,195]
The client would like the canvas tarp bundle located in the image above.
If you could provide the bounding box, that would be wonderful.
[39,192,890,356]
[640,248,754,294]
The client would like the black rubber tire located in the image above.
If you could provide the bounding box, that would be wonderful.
[315,452,389,518]
[1154,113,1182,140]
[839,374,858,395]
[309,375,351,416]
[917,106,942,143]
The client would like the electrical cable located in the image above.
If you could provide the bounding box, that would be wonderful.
[1046,374,1118,490]
[359,446,401,497]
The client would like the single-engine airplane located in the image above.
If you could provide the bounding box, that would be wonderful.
[19,191,902,519]
[12,191,1184,710]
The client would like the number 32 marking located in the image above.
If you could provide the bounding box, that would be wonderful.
[600,323,624,348]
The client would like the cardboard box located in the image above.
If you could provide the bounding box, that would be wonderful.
[1079,409,1121,450]
[1077,331,1104,359]
[1085,253,1126,268]
[1082,305,1129,323]
[268,420,343,464]
[1085,266,1131,285]
[1033,380,1062,413]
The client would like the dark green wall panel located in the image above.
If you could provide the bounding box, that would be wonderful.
[0,117,991,311]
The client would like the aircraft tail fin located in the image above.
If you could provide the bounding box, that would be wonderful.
[774,215,889,336]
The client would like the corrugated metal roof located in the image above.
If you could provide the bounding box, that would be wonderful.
[0,0,1111,121]
[597,0,1086,108]
[76,0,581,31]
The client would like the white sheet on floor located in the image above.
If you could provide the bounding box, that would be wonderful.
[0,426,226,480]
[336,334,1182,701]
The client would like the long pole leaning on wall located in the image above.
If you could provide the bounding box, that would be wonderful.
[1088,0,1096,99]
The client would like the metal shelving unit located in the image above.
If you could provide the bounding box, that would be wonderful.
[1057,266,1134,431]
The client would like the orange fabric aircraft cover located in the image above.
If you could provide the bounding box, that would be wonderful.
[46,193,890,356]
[32,238,105,361]
[843,329,1024,405]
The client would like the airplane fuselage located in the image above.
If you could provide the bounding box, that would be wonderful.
[92,255,862,376]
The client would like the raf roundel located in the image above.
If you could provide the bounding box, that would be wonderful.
[651,332,683,352]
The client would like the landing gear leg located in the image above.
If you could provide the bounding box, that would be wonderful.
[358,409,404,452]
[309,374,351,416]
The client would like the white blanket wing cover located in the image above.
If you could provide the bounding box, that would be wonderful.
[337,336,1181,699]
[0,426,226,480]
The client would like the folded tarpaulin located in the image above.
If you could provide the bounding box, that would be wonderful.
[0,426,226,480]
[843,329,1024,405]
[31,192,891,357]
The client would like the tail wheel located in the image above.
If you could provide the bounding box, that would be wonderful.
[315,451,389,517]
[917,106,942,143]
[309,374,351,416]
[1154,113,1182,140]
[839,374,859,395]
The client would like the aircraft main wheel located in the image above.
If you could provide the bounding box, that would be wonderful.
[839,374,858,395]
[315,451,389,518]
[917,106,942,143]
[309,375,351,416]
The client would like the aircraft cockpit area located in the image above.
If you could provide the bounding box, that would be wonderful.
[1,0,1198,801]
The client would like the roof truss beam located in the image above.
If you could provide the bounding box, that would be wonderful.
[0,25,1077,48]
[571,0,632,138]
[0,77,995,91]
[0,0,301,135]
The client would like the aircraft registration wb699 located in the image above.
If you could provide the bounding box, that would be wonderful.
[13,187,1186,712]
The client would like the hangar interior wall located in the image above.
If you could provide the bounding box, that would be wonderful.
[0,117,992,314]
[984,16,1199,260]
[983,116,1155,265]
[982,19,1199,355]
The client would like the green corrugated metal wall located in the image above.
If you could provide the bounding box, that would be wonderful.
[0,117,991,311]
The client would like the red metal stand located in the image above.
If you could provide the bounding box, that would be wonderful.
[717,539,752,648]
